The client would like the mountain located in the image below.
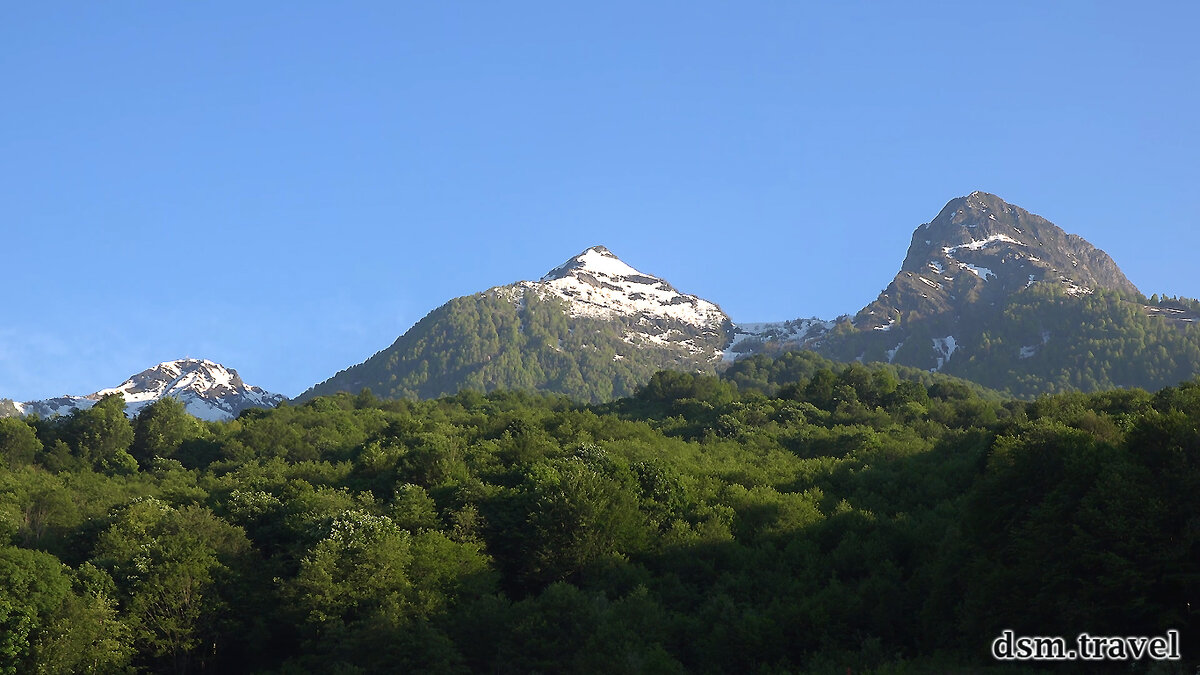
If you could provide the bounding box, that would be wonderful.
[9,359,285,421]
[736,192,1200,397]
[853,191,1140,331]
[300,246,733,403]
[298,193,1200,403]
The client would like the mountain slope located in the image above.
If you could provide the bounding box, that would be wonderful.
[300,246,733,403]
[737,192,1200,397]
[299,194,1199,403]
[10,359,285,421]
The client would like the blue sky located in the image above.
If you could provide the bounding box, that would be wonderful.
[3,2,1197,399]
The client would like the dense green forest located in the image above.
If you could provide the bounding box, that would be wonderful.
[1,354,1197,673]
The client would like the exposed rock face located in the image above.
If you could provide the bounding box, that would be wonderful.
[724,192,1151,385]
[855,191,1139,330]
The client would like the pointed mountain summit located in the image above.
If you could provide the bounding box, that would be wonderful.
[541,245,637,281]
[300,247,732,403]
[503,245,728,335]
[729,192,1200,397]
[856,191,1139,331]
[794,192,1200,395]
[11,359,285,421]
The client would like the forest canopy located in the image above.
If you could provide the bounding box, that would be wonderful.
[0,355,1197,673]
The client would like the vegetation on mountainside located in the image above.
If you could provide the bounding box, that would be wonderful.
[302,290,726,404]
[1,356,1197,673]
[819,285,1200,399]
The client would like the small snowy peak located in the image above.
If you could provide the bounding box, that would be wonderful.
[11,359,285,422]
[540,246,642,282]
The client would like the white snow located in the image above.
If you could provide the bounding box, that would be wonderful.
[931,336,958,372]
[1020,332,1051,358]
[943,234,1024,256]
[959,263,994,281]
[505,246,728,330]
[928,260,944,274]
[540,246,642,281]
[918,276,941,289]
[886,341,905,364]
[723,318,833,361]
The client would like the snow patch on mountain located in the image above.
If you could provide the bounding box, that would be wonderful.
[0,399,26,417]
[931,336,958,372]
[959,263,995,281]
[942,234,1024,256]
[722,318,833,361]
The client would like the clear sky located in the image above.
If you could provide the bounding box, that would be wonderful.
[2,2,1197,399]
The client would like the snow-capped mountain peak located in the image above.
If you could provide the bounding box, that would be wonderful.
[539,245,643,282]
[10,358,285,422]
[508,245,728,330]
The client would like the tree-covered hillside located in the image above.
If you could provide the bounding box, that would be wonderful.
[302,290,727,404]
[1,357,1196,672]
